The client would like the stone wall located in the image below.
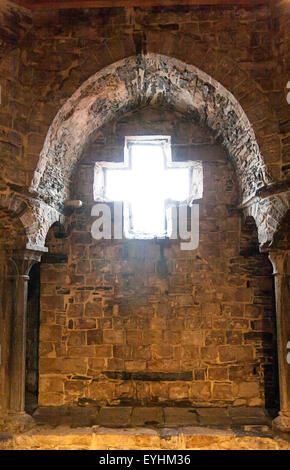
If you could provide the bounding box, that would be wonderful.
[271,0,290,181]
[0,1,32,188]
[0,2,287,191]
[38,107,278,409]
[0,2,287,252]
[0,1,288,417]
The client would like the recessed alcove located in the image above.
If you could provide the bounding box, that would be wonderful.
[32,105,279,419]
[0,2,289,448]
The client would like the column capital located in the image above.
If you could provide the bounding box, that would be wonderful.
[8,248,44,278]
[268,250,288,276]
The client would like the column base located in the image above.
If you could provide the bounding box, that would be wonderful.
[272,412,290,433]
[0,411,36,433]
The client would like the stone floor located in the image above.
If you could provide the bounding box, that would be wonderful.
[1,406,290,450]
[1,424,290,450]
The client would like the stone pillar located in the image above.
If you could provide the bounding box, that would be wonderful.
[269,250,290,432]
[0,249,9,412]
[0,249,43,431]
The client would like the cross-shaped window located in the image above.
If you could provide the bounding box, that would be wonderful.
[94,136,203,239]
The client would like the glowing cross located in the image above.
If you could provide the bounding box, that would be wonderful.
[94,136,202,239]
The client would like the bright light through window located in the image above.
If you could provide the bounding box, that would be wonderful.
[94,136,203,239]
[104,138,190,238]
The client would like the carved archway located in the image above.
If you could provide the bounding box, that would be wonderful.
[30,53,273,214]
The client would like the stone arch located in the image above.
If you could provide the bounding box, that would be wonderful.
[30,53,273,213]
[19,29,279,177]
[145,30,280,168]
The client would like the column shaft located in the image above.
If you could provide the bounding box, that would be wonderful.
[269,250,290,431]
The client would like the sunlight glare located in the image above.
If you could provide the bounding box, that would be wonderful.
[104,142,190,237]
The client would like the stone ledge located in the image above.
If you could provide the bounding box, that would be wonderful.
[31,406,275,429]
[1,425,290,450]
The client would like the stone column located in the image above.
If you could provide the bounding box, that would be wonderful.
[269,250,290,432]
[0,249,9,412]
[0,249,43,431]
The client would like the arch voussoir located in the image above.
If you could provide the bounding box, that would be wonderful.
[31,53,273,209]
[29,52,286,248]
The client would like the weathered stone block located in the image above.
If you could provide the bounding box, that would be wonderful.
[103,329,124,344]
[88,381,115,404]
[39,376,64,394]
[38,392,64,407]
[213,383,233,400]
[41,296,64,310]
[85,301,102,317]
[107,358,125,370]
[191,382,211,401]
[98,407,132,427]
[67,303,84,318]
[67,331,86,346]
[68,346,95,357]
[201,346,219,362]
[87,329,103,345]
[39,325,62,342]
[208,367,229,381]
[168,383,190,401]
[88,358,106,372]
[181,330,204,346]
[236,381,260,398]
[126,329,142,344]
[226,331,243,345]
[125,360,147,372]
[95,344,113,358]
[131,407,164,426]
[164,407,198,426]
[205,330,225,346]
[75,319,96,330]
[39,358,87,375]
[196,407,231,425]
[151,343,173,359]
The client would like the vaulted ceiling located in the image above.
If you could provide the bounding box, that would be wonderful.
[10,0,271,10]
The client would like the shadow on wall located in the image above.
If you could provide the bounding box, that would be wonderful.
[25,263,40,414]
[241,216,279,412]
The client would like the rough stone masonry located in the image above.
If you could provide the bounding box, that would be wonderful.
[38,107,278,409]
[0,0,289,438]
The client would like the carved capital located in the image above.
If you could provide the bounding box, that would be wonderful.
[268,250,288,276]
[8,249,44,278]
